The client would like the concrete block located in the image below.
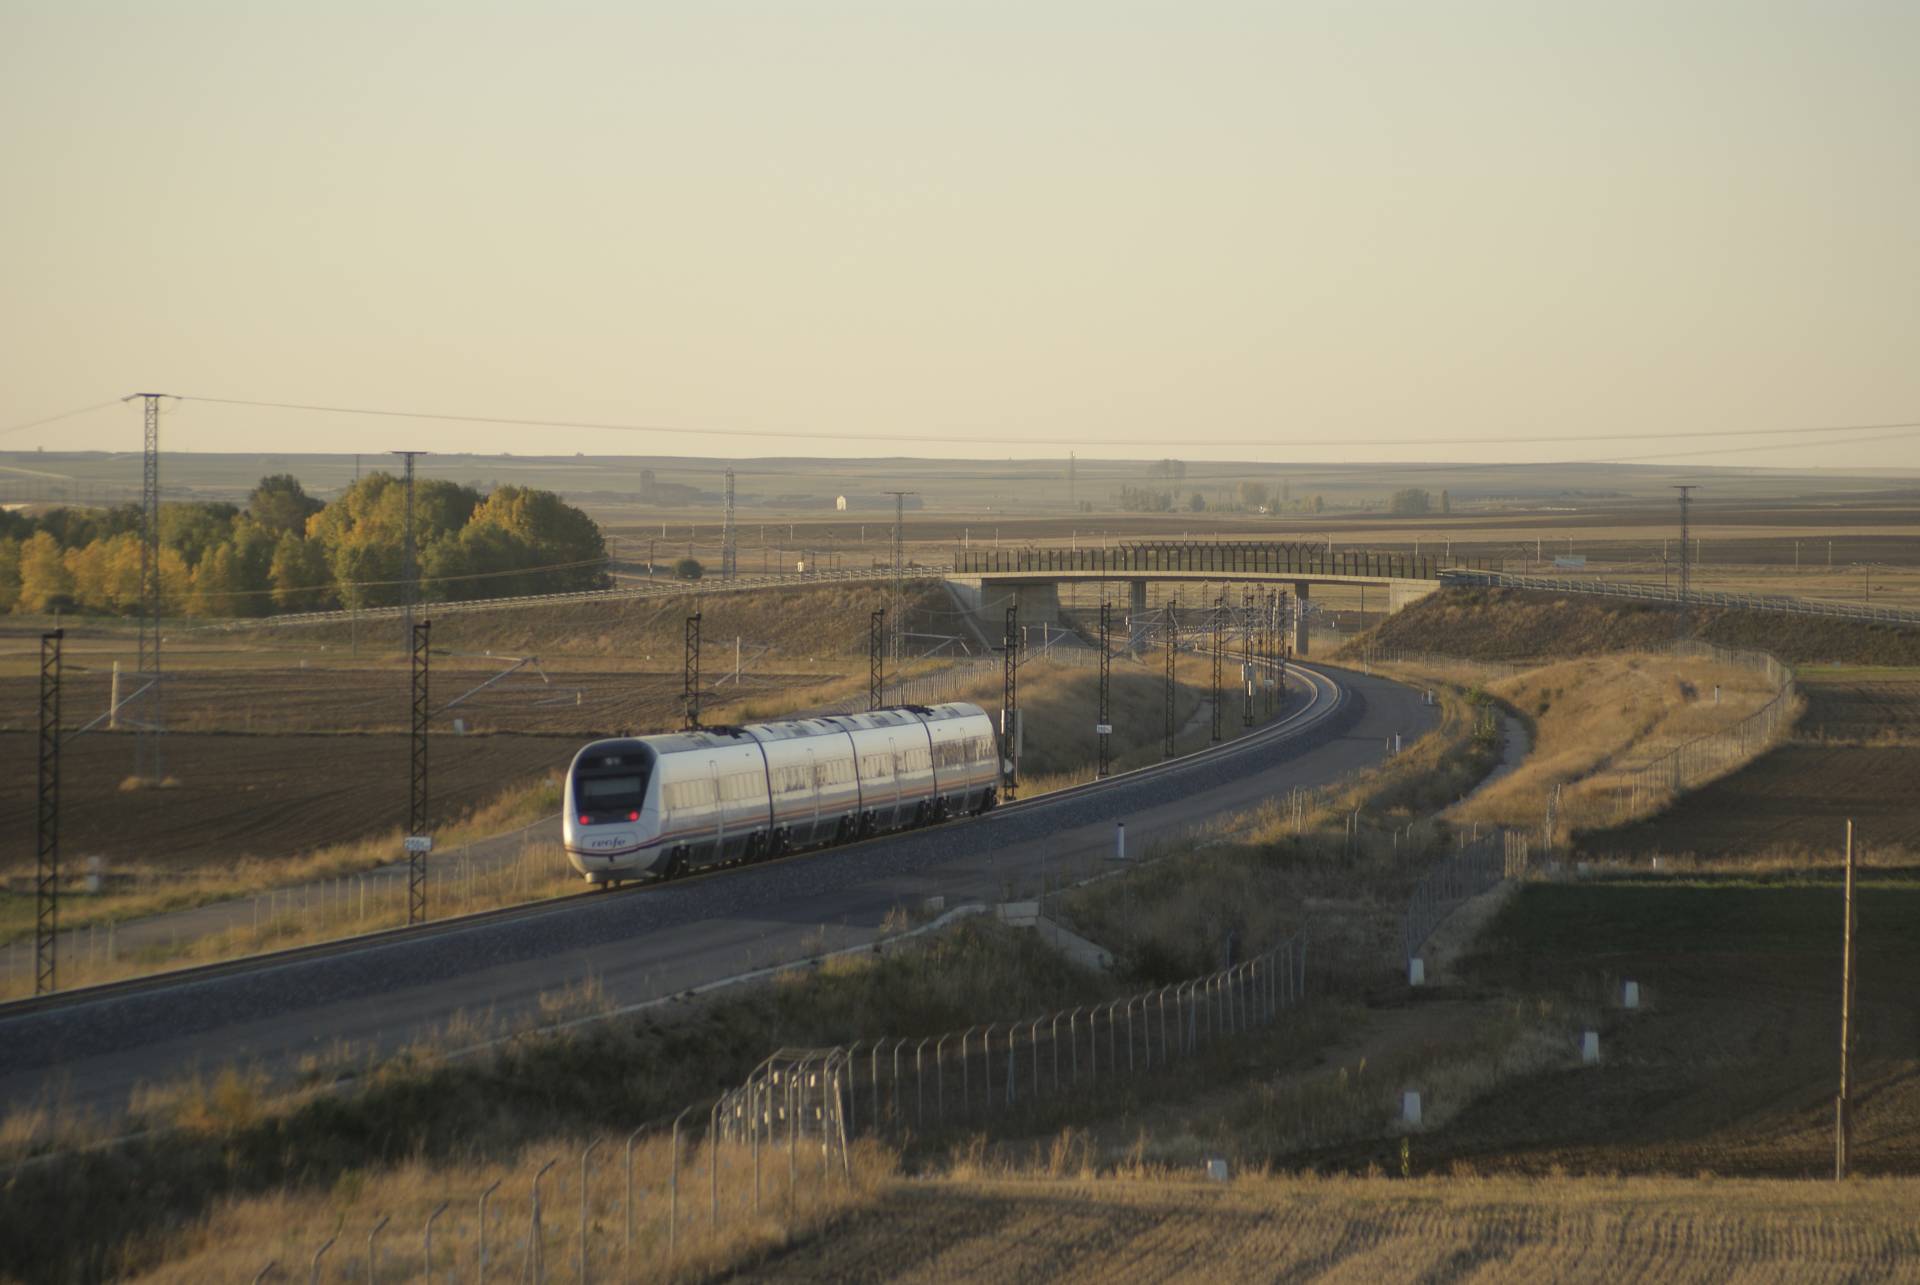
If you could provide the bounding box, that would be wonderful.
[1401,1091,1422,1125]
[1408,957,1425,987]
[1581,1031,1600,1064]
[1206,1157,1230,1182]
[996,900,1039,925]
[1623,981,1640,1010]
[922,895,946,915]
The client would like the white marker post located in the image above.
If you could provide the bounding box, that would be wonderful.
[1114,821,1127,861]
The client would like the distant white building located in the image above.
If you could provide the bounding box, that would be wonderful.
[835,495,849,511]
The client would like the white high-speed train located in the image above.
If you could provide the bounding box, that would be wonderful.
[561,702,1002,885]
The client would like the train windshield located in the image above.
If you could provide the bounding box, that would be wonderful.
[578,773,647,809]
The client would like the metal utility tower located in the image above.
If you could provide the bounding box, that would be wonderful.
[684,613,703,730]
[1096,601,1113,778]
[1163,604,1178,759]
[407,621,431,925]
[1067,453,1077,512]
[125,393,169,783]
[1242,590,1256,729]
[868,608,885,711]
[1674,485,1696,637]
[395,451,427,645]
[35,630,61,994]
[884,491,916,663]
[721,469,738,580]
[1001,605,1018,801]
[1210,599,1224,743]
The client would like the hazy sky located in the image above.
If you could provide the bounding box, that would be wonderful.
[3,1,1916,466]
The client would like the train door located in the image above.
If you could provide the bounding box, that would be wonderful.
[888,736,904,830]
[805,748,823,847]
[708,760,724,863]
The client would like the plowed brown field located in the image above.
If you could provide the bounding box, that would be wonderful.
[1580,671,1920,861]
[1317,880,1920,1180]
[0,730,574,869]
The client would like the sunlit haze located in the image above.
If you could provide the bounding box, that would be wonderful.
[3,1,1917,467]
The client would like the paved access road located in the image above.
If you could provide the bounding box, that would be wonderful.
[0,665,1434,1120]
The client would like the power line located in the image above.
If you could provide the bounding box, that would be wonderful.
[0,400,123,438]
[168,393,1920,453]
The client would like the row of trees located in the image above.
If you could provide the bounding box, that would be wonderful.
[0,473,608,617]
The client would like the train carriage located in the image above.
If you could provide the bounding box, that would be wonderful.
[562,702,999,885]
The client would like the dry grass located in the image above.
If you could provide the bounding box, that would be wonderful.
[1056,677,1501,986]
[0,917,1114,1280]
[0,838,583,1003]
[1403,652,1786,834]
[742,1170,1920,1282]
[131,1135,896,1284]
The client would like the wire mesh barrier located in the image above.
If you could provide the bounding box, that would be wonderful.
[715,928,1311,1156]
[1400,830,1515,967]
[1442,568,1920,627]
[955,542,1501,580]
[1595,641,1797,824]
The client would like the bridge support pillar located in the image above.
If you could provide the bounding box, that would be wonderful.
[1390,578,1438,612]
[1128,580,1148,651]
[1292,581,1310,656]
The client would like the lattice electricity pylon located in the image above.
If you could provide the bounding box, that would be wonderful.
[1210,598,1224,743]
[1278,591,1292,699]
[1001,604,1018,800]
[1674,484,1696,638]
[35,630,62,994]
[1163,603,1178,759]
[395,451,426,648]
[1097,600,1113,778]
[407,621,431,925]
[722,468,738,580]
[869,608,885,711]
[1241,590,1256,729]
[133,393,165,784]
[684,612,703,729]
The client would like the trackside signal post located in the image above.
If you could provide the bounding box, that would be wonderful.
[407,621,431,924]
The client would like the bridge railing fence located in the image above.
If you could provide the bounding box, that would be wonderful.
[952,544,1502,580]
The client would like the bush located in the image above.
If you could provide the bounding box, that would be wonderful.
[674,557,704,580]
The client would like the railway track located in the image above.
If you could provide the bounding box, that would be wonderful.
[0,663,1342,1023]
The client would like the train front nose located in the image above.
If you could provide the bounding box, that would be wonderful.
[567,805,650,880]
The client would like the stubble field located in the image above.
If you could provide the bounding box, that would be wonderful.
[743,1173,1920,1283]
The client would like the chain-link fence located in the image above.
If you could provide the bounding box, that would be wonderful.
[1597,641,1797,824]
[1400,830,1513,967]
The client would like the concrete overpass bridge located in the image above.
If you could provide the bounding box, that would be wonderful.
[947,541,1503,654]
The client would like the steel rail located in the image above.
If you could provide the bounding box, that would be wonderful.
[0,661,1343,1020]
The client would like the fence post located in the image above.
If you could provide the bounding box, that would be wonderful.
[668,1109,692,1261]
[365,1213,389,1285]
[530,1158,556,1284]
[478,1179,501,1285]
[622,1126,645,1272]
[308,1222,339,1285]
